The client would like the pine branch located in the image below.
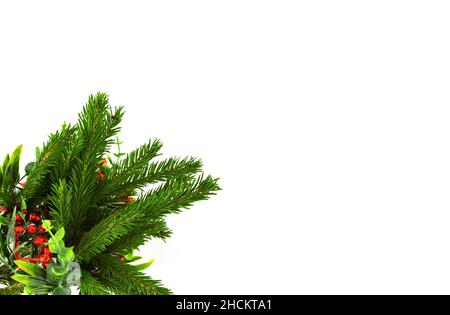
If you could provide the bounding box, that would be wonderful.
[49,128,80,183]
[75,203,143,262]
[93,254,171,295]
[0,92,220,295]
[79,270,109,295]
[99,157,203,209]
[75,174,220,262]
[138,174,221,219]
[96,139,163,201]
[65,93,124,242]
[95,277,129,295]
[48,179,73,230]
[108,219,172,255]
[21,124,76,207]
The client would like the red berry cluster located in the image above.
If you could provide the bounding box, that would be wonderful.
[11,206,53,267]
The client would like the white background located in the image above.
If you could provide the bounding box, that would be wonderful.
[1,1,450,294]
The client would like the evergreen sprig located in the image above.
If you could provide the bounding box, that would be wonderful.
[0,92,220,295]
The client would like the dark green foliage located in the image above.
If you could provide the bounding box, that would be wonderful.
[92,254,172,295]
[22,124,77,208]
[0,92,220,295]
[108,219,172,255]
[48,179,72,230]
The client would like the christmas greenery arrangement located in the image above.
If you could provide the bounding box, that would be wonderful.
[0,92,220,295]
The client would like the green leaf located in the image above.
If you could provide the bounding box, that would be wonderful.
[20,199,27,210]
[53,227,65,241]
[53,286,71,295]
[58,247,75,265]
[24,285,53,295]
[42,220,53,232]
[134,259,154,271]
[2,154,9,175]
[8,145,22,184]
[11,274,31,285]
[25,162,35,175]
[11,274,49,287]
[46,263,61,284]
[35,146,41,160]
[14,260,46,279]
[126,256,143,263]
[48,238,65,254]
[51,265,67,276]
[6,208,16,252]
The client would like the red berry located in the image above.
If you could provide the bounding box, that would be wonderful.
[21,209,28,214]
[29,213,41,223]
[15,213,24,225]
[14,226,25,236]
[27,224,37,234]
[40,254,51,264]
[44,247,52,255]
[33,236,47,245]
[119,255,126,261]
[38,225,46,234]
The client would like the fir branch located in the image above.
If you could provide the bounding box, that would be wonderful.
[48,179,73,230]
[96,139,163,201]
[108,219,172,255]
[93,254,171,295]
[0,92,220,295]
[21,124,76,207]
[75,203,143,262]
[114,139,163,174]
[137,174,221,219]
[98,156,203,206]
[94,276,129,295]
[49,128,80,183]
[65,93,124,242]
[79,270,109,295]
[75,174,220,262]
